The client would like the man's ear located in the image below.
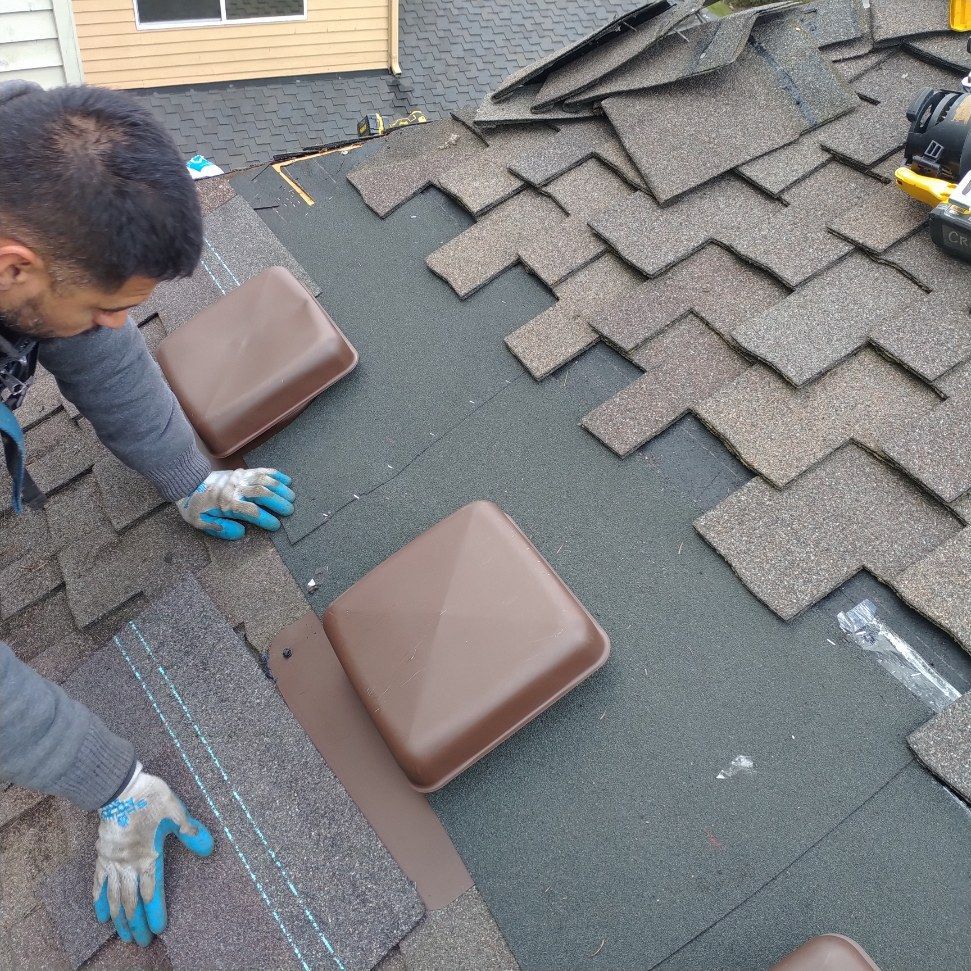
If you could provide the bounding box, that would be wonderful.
[0,241,43,293]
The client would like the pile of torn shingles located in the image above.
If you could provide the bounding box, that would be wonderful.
[347,0,971,661]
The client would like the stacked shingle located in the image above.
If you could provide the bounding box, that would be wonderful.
[346,0,971,656]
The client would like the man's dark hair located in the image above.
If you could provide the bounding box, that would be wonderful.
[0,84,202,289]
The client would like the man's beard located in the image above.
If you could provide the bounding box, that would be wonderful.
[2,297,58,339]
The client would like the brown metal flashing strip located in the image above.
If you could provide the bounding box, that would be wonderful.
[268,611,473,911]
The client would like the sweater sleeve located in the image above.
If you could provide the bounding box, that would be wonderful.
[38,319,211,500]
[0,642,135,810]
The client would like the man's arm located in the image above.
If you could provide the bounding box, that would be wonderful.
[0,641,134,810]
[38,319,211,501]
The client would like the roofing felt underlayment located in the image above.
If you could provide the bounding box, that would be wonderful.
[234,140,971,969]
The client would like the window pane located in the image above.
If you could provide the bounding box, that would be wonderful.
[225,0,304,19]
[137,0,221,24]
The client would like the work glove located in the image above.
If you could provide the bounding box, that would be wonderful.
[93,763,214,947]
[177,468,295,540]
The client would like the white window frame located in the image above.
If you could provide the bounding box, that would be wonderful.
[133,0,307,31]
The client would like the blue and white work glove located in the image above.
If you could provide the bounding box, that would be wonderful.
[93,763,214,947]
[177,468,295,540]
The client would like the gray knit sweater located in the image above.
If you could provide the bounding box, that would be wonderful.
[0,319,212,809]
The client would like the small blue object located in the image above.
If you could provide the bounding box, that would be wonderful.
[0,402,26,514]
[100,796,149,828]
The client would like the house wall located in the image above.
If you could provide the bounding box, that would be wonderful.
[72,0,391,89]
[1,0,84,88]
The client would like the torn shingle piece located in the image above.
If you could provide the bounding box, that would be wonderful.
[433,124,554,215]
[726,162,883,288]
[506,254,643,378]
[798,0,867,48]
[582,314,747,456]
[590,176,774,278]
[817,100,904,169]
[908,690,971,801]
[346,117,487,217]
[904,33,971,74]
[732,252,925,385]
[603,16,859,203]
[489,2,671,100]
[877,396,971,503]
[425,189,565,298]
[736,134,830,198]
[531,0,707,109]
[474,87,599,126]
[399,888,519,971]
[696,349,939,487]
[870,292,971,383]
[507,118,627,187]
[870,0,950,44]
[593,245,787,352]
[560,11,757,107]
[827,180,927,253]
[519,160,636,286]
[695,445,960,620]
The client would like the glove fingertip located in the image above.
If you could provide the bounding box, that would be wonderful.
[94,882,111,923]
[271,470,292,486]
[181,818,215,858]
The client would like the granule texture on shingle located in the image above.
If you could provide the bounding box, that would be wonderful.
[870,0,950,43]
[425,189,565,298]
[828,181,926,253]
[736,134,830,197]
[433,124,554,215]
[589,176,775,278]
[531,0,706,109]
[25,412,105,496]
[694,445,961,620]
[938,359,971,399]
[870,292,971,382]
[798,0,867,48]
[732,252,926,385]
[696,349,939,487]
[602,16,859,203]
[46,577,426,971]
[831,49,892,81]
[506,254,643,378]
[593,244,787,352]
[877,396,971,503]
[908,689,971,800]
[474,87,598,126]
[399,888,519,971]
[507,119,628,187]
[92,453,165,533]
[817,100,904,168]
[346,117,487,217]
[561,12,757,107]
[884,230,971,304]
[519,160,635,286]
[582,314,747,456]
[904,33,971,73]
[726,163,888,288]
[17,366,62,431]
[489,1,665,100]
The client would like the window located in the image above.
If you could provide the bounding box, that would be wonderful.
[135,0,305,28]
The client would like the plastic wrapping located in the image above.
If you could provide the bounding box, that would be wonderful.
[837,600,961,713]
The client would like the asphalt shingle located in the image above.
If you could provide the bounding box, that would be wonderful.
[582,314,748,456]
[695,445,960,620]
[908,688,971,802]
[697,349,939,487]
[870,0,950,43]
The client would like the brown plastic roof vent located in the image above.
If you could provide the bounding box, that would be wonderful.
[156,266,358,458]
[323,501,611,792]
[771,935,882,971]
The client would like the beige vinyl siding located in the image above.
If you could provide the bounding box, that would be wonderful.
[0,1,64,88]
[73,0,391,89]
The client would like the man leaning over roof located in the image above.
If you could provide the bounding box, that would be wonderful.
[0,81,297,947]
